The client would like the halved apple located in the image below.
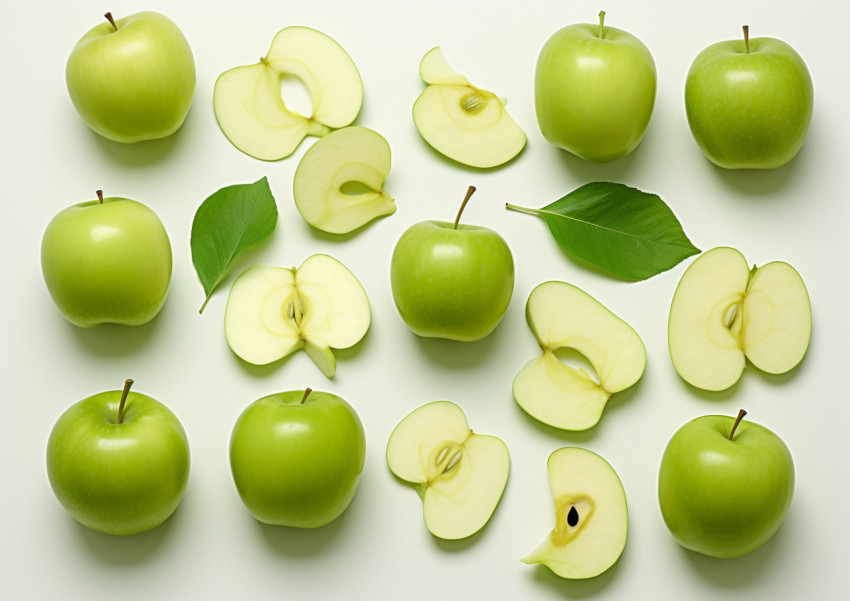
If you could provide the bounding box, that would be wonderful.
[523,447,628,579]
[293,126,395,234]
[512,281,646,431]
[386,400,510,540]
[412,47,526,168]
[224,254,370,377]
[213,26,363,160]
[668,246,811,391]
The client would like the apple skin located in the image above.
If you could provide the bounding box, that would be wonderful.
[46,387,190,536]
[658,414,794,558]
[535,17,656,162]
[41,195,172,327]
[66,12,196,143]
[390,221,514,342]
[229,389,366,528]
[685,35,813,169]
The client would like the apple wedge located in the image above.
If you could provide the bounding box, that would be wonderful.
[386,400,510,540]
[512,281,646,431]
[668,246,811,391]
[224,254,370,377]
[213,26,362,160]
[412,47,526,168]
[293,126,395,234]
[523,447,628,579]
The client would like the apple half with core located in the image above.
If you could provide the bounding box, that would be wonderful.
[523,447,628,579]
[668,246,811,391]
[386,400,509,540]
[214,26,362,160]
[224,254,370,377]
[513,281,646,430]
[658,410,794,558]
[535,11,656,162]
[390,186,514,341]
[230,388,366,527]
[66,12,195,143]
[46,379,190,535]
[685,26,813,169]
[41,190,172,327]
[293,126,395,234]
[412,47,526,168]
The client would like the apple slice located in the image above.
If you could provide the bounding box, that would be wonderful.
[224,254,370,377]
[386,400,510,540]
[213,26,362,160]
[412,47,526,168]
[293,126,395,234]
[523,447,628,579]
[512,281,646,431]
[668,246,811,391]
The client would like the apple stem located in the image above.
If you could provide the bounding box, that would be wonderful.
[104,12,118,31]
[115,379,134,425]
[598,10,606,38]
[743,25,750,54]
[300,388,312,404]
[96,190,104,204]
[729,409,747,441]
[453,186,477,230]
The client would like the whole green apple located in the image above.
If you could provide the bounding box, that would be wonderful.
[66,11,196,143]
[46,379,190,535]
[390,186,514,342]
[535,11,656,162]
[658,410,794,558]
[685,26,813,169]
[230,388,366,528]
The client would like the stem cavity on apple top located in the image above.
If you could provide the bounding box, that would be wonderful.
[300,388,312,404]
[104,12,118,32]
[598,10,606,39]
[96,190,104,204]
[453,186,477,229]
[729,409,747,441]
[743,25,750,54]
[115,379,134,424]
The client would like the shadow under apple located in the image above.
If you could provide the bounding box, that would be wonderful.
[412,326,501,370]
[253,501,354,557]
[69,313,163,357]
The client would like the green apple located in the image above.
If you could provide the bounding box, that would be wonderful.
[230,388,366,527]
[214,26,362,160]
[668,246,811,391]
[224,254,370,377]
[293,126,395,234]
[685,26,813,169]
[412,47,526,168]
[390,186,514,341]
[41,190,172,327]
[386,400,509,540]
[658,410,794,558]
[46,379,190,535]
[66,12,195,143]
[513,281,645,431]
[523,447,627,579]
[535,11,656,162]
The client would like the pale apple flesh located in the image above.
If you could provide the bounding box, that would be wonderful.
[386,401,510,540]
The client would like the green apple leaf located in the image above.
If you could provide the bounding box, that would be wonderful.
[191,177,278,313]
[507,182,700,280]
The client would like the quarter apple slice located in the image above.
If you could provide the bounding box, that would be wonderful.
[523,447,628,579]
[386,400,510,540]
[213,26,362,160]
[412,47,526,168]
[224,254,370,377]
[668,246,811,391]
[512,281,646,430]
[293,126,395,233]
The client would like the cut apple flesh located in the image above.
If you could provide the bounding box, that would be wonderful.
[293,126,395,234]
[512,281,646,430]
[386,400,510,540]
[668,246,811,391]
[224,254,370,377]
[523,447,628,579]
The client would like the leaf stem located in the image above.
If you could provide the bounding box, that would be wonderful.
[505,203,540,217]
[115,379,134,425]
[743,25,750,54]
[104,12,118,31]
[729,409,747,441]
[453,186,476,229]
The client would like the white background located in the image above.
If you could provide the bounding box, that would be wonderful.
[2,0,848,599]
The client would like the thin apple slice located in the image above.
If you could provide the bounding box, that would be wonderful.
[386,400,510,540]
[522,447,628,579]
[512,281,645,431]
[293,126,395,233]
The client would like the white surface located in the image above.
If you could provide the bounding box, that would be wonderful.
[2,0,848,599]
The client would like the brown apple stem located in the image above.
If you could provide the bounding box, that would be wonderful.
[115,379,134,424]
[743,25,750,54]
[300,388,312,404]
[96,190,104,204]
[104,12,118,31]
[729,409,747,441]
[453,186,477,230]
[598,10,606,38]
